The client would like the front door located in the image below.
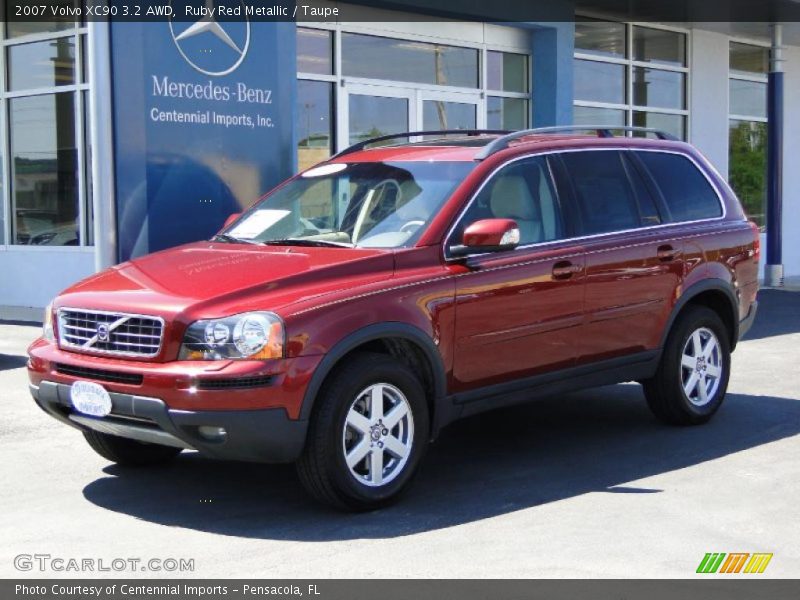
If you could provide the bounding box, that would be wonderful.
[450,155,585,392]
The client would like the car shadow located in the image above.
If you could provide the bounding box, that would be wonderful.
[741,289,800,341]
[82,385,800,540]
[0,353,28,372]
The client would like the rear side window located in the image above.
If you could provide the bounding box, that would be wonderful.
[559,151,641,235]
[636,152,723,222]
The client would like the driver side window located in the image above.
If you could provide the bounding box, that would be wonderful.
[453,156,563,247]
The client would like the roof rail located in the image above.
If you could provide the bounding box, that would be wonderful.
[332,129,512,159]
[473,125,679,160]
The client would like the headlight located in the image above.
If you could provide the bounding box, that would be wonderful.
[43,303,55,341]
[179,312,284,360]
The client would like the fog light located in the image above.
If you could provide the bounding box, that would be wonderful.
[197,426,227,442]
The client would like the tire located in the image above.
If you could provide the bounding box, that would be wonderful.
[296,352,430,511]
[83,430,182,466]
[643,305,731,425]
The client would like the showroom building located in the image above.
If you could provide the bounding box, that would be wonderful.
[0,1,798,319]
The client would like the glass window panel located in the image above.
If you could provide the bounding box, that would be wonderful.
[487,97,529,130]
[632,67,685,109]
[297,27,333,75]
[637,151,722,222]
[342,33,479,88]
[5,1,77,37]
[730,42,769,76]
[632,111,686,141]
[348,94,409,146]
[730,79,767,118]
[573,105,626,127]
[8,38,76,91]
[632,26,686,67]
[560,151,641,235]
[297,80,334,172]
[574,59,625,104]
[487,51,528,93]
[575,20,626,58]
[10,93,80,246]
[423,100,476,131]
[728,120,767,227]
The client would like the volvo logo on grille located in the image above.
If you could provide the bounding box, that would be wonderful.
[96,324,110,342]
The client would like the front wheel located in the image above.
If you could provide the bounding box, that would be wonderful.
[643,306,731,425]
[296,352,429,511]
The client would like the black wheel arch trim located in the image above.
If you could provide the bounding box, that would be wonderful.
[661,278,740,353]
[299,322,448,427]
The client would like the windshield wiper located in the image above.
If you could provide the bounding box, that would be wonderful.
[212,234,257,245]
[260,238,354,248]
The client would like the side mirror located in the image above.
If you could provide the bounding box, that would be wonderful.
[221,212,241,231]
[450,218,520,256]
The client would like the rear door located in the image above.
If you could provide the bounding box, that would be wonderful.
[450,155,585,391]
[553,149,683,364]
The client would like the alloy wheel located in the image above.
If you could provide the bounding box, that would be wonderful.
[342,383,414,487]
[680,327,724,407]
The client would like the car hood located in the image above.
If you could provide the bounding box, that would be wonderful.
[55,242,395,319]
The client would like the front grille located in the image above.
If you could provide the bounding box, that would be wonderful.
[197,375,275,390]
[57,308,164,358]
[55,363,144,385]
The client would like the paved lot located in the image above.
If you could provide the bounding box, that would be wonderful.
[1,290,798,578]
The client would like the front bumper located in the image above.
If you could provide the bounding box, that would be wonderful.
[30,380,307,463]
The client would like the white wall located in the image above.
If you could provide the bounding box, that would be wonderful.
[0,248,95,316]
[689,29,731,177]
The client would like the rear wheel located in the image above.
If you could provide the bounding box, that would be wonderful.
[643,306,731,425]
[83,430,182,466]
[297,352,429,511]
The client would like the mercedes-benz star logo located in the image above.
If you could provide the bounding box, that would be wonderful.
[169,0,250,77]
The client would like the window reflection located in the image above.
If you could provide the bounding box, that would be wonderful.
[487,97,528,130]
[297,80,334,172]
[487,51,528,93]
[10,93,80,246]
[729,121,767,227]
[730,79,767,118]
[632,67,685,110]
[297,27,333,75]
[342,33,479,89]
[574,59,625,104]
[8,38,76,91]
[575,20,626,58]
[422,100,476,131]
[348,95,409,146]
[632,26,686,67]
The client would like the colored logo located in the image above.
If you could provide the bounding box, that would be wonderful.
[696,552,773,574]
[169,0,250,76]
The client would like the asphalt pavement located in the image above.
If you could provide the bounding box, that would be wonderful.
[1,290,798,578]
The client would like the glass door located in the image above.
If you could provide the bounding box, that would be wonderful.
[339,83,415,151]
[339,84,484,152]
[419,89,484,132]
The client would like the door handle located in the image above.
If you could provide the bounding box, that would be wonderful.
[657,245,680,262]
[552,261,582,279]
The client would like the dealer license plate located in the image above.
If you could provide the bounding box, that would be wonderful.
[70,381,112,417]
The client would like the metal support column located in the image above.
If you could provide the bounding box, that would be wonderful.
[87,18,118,272]
[765,23,785,287]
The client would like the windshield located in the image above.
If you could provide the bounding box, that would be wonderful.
[219,161,474,248]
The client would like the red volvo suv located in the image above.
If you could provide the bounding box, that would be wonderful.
[27,127,760,510]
